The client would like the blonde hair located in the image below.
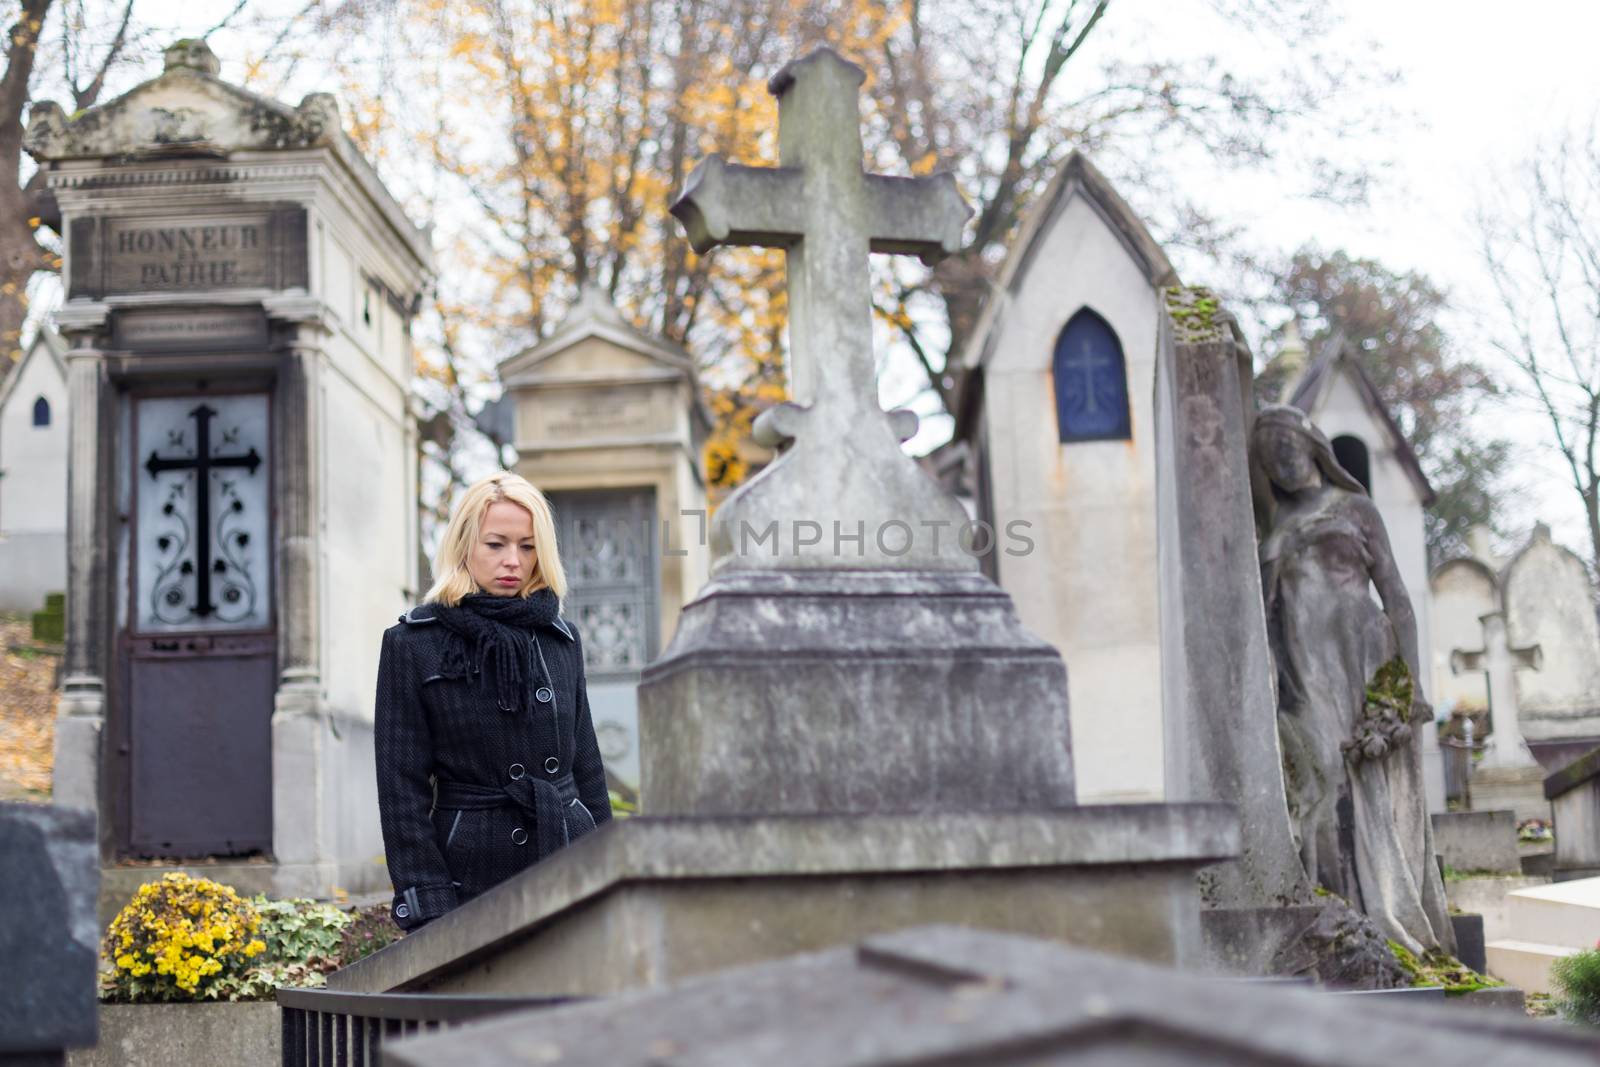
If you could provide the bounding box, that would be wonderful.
[425,472,568,606]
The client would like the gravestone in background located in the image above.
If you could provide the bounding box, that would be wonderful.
[1505,524,1600,766]
[326,48,1238,999]
[0,802,98,1064]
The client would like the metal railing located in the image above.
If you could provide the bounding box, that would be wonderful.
[278,987,580,1066]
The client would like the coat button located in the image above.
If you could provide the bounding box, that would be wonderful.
[535,686,554,704]
[395,903,410,919]
[544,756,560,774]
[510,827,528,845]
[509,763,525,780]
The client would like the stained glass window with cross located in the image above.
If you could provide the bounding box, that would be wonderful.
[1053,308,1131,442]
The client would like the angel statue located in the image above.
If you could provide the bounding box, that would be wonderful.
[1252,404,1453,957]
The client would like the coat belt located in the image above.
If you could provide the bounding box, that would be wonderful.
[436,774,577,857]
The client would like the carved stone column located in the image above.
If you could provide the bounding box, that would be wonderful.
[54,330,110,816]
[268,304,328,879]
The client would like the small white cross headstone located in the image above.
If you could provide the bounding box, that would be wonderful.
[1451,610,1543,770]
[671,48,975,573]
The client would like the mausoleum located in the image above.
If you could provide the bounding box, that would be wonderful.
[27,38,433,894]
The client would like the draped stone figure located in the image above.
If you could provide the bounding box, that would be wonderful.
[1251,404,1453,957]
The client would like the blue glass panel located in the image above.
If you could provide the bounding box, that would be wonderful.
[31,396,49,427]
[1053,309,1130,441]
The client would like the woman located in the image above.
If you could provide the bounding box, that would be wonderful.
[375,472,611,931]
[1252,404,1452,957]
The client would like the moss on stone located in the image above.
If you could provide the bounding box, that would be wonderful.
[1387,938,1504,995]
[1164,286,1229,344]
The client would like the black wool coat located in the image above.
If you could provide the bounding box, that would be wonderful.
[374,602,612,930]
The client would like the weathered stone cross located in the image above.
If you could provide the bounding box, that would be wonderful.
[1451,610,1543,770]
[671,48,975,572]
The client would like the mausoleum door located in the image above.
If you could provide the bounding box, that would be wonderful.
[546,488,659,789]
[120,390,276,857]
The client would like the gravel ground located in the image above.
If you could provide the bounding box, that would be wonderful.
[0,615,58,803]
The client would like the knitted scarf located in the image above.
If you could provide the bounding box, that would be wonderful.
[433,588,559,714]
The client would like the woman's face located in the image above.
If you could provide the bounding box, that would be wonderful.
[1257,425,1322,494]
[468,500,538,596]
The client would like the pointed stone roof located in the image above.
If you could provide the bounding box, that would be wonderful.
[499,284,697,382]
[962,150,1179,375]
[1287,330,1436,506]
[25,38,431,271]
[0,327,66,414]
[497,285,711,431]
[951,151,1177,439]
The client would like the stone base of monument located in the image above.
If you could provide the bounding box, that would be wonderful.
[1200,899,1412,989]
[638,571,1081,818]
[327,806,1238,995]
[1470,765,1552,824]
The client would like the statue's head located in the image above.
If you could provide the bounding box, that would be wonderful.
[1251,405,1365,499]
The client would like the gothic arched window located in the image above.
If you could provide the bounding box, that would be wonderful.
[31,396,49,428]
[1052,308,1131,442]
[1332,434,1371,493]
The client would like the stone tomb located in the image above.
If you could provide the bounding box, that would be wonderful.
[0,327,68,614]
[329,49,1236,997]
[382,925,1588,1067]
[496,286,711,791]
[950,152,1178,805]
[28,39,433,894]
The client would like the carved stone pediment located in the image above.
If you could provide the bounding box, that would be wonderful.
[25,38,341,163]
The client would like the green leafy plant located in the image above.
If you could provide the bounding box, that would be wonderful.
[1551,947,1600,1025]
[253,897,350,968]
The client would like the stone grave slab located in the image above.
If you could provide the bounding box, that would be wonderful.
[381,925,1595,1067]
[328,807,1237,995]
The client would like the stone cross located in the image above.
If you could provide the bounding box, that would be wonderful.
[143,402,263,618]
[1452,610,1543,770]
[671,48,975,572]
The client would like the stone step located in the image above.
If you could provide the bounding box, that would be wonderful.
[1484,938,1578,994]
[1503,875,1600,948]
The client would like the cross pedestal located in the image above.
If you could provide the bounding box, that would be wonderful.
[1452,611,1543,771]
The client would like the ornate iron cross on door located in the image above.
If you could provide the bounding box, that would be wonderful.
[144,402,262,619]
